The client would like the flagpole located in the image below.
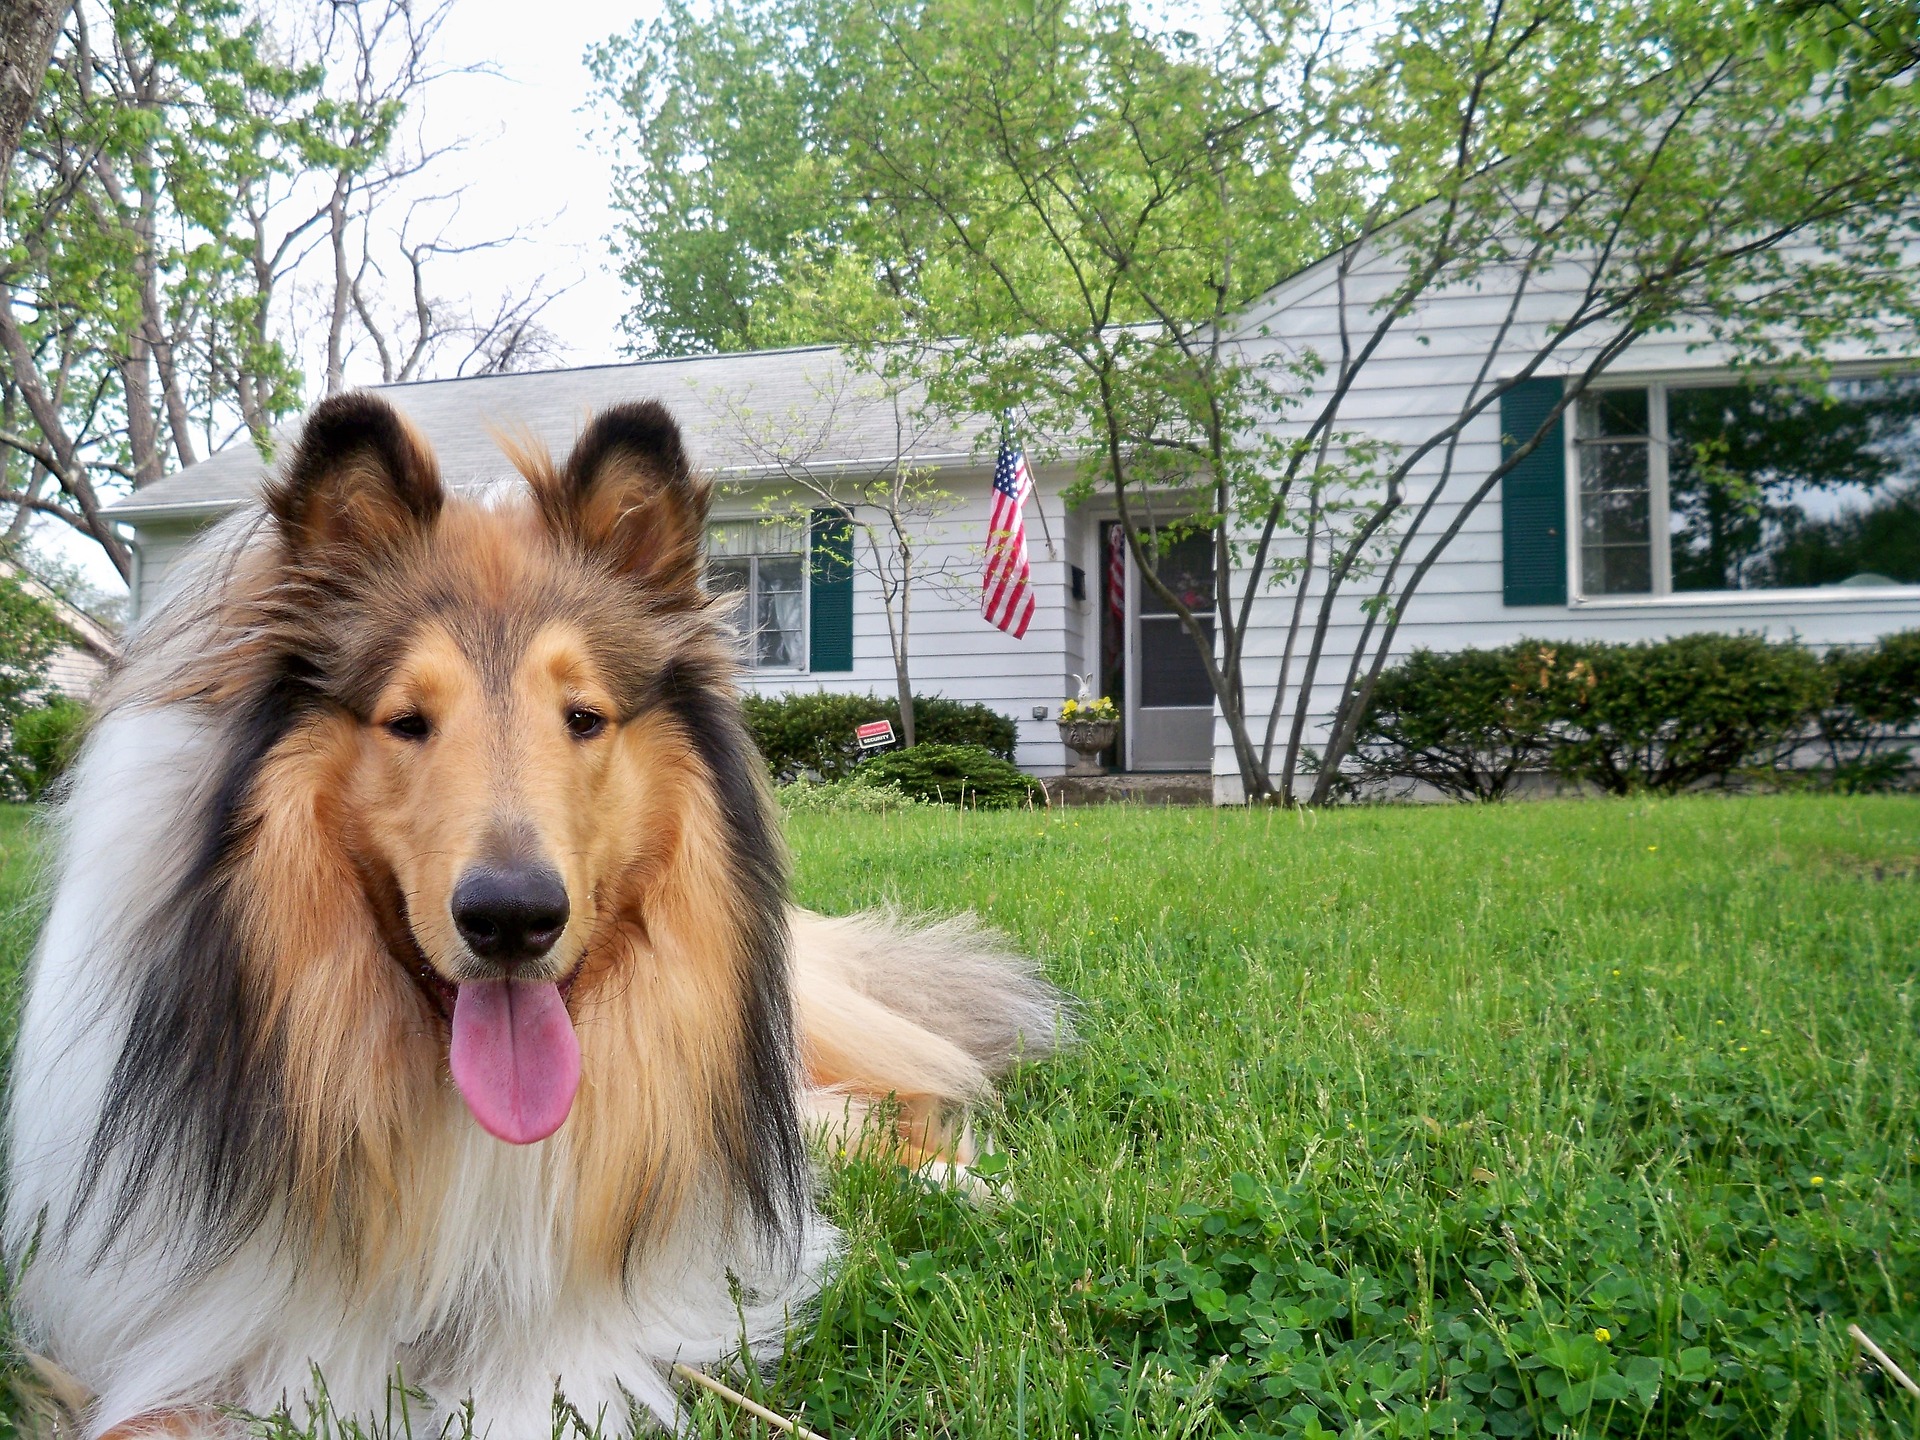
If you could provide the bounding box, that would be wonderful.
[1001,414,1057,560]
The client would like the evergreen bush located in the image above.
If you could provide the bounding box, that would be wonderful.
[854,742,1041,808]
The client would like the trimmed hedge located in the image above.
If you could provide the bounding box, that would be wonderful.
[1816,629,1920,791]
[1353,631,1919,797]
[854,742,1041,808]
[741,692,1016,781]
[1348,642,1588,801]
[1550,633,1827,794]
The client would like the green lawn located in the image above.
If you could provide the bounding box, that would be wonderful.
[2,797,1917,1437]
[757,797,1920,1439]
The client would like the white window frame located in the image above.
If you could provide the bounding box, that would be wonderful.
[707,518,811,673]
[1565,363,1920,609]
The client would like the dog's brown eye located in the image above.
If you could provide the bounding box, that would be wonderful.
[386,712,431,741]
[566,707,606,739]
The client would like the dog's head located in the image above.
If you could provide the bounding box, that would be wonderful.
[256,394,775,1151]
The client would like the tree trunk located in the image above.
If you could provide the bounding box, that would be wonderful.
[0,0,71,188]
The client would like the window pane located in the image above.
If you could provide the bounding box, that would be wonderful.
[1578,390,1649,440]
[1577,434,1652,595]
[1582,544,1653,597]
[709,518,805,557]
[1669,375,1920,591]
[753,555,806,668]
[1139,616,1216,707]
[708,558,752,659]
[1139,530,1216,616]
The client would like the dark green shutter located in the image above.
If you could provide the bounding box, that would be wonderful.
[1501,377,1569,607]
[808,509,853,671]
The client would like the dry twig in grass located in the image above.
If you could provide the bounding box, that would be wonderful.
[1850,1324,1920,1400]
[672,1363,829,1440]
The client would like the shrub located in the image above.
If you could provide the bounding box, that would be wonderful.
[1814,630,1920,792]
[741,692,1016,781]
[1349,641,1597,801]
[741,692,876,781]
[907,695,1017,757]
[776,777,924,812]
[10,696,87,800]
[1551,633,1827,794]
[855,742,1041,808]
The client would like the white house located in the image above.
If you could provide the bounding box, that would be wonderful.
[108,284,1919,798]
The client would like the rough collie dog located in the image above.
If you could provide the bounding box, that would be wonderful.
[5,394,1065,1438]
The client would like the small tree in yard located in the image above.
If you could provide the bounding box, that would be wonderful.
[600,0,1920,801]
[709,363,973,747]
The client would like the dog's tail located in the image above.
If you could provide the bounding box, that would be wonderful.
[790,908,1072,1170]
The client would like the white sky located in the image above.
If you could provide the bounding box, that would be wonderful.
[401,0,658,372]
[47,0,659,594]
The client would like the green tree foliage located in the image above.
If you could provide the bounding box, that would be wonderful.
[598,0,1920,804]
[0,0,317,575]
[1,1,553,579]
[590,0,889,355]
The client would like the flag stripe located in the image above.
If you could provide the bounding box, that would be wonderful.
[982,438,1035,639]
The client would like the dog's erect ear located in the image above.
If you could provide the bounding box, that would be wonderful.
[536,402,709,600]
[267,392,444,558]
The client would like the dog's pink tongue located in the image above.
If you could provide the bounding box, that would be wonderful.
[449,980,581,1145]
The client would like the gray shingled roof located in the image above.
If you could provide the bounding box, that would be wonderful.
[109,345,995,521]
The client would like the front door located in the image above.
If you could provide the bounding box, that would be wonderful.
[1125,527,1216,772]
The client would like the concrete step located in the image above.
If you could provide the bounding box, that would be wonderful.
[1041,773,1212,806]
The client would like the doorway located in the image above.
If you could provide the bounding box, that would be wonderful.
[1099,522,1216,772]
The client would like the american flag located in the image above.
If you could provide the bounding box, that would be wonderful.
[982,438,1036,638]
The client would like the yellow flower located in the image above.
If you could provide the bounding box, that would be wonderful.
[1595,1328,1611,1344]
[1810,1175,1824,1186]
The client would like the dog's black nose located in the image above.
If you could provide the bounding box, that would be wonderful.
[451,865,570,967]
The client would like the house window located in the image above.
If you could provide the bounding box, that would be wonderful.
[708,519,807,668]
[1573,372,1920,597]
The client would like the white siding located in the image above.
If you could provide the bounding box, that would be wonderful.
[45,646,106,699]
[133,522,209,621]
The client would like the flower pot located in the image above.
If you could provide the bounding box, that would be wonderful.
[1057,718,1119,776]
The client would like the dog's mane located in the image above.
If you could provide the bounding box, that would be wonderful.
[69,400,808,1279]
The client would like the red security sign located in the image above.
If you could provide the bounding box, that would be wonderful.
[855,719,897,750]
